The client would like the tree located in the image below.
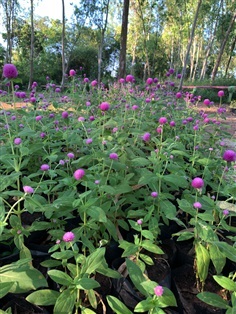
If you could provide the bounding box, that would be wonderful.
[211,12,236,81]
[179,0,202,90]
[118,0,130,79]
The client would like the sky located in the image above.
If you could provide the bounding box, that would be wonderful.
[34,0,76,20]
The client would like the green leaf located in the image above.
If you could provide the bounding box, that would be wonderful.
[134,297,154,312]
[51,250,75,260]
[0,282,15,298]
[208,244,226,274]
[140,253,154,266]
[119,240,139,257]
[195,242,210,283]
[126,258,148,297]
[0,172,21,192]
[26,289,60,305]
[53,288,77,314]
[213,241,236,262]
[0,264,48,293]
[106,295,133,314]
[213,275,236,292]
[48,269,73,286]
[81,248,105,275]
[87,206,107,222]
[141,240,164,255]
[132,157,151,167]
[163,174,188,188]
[175,231,194,241]
[75,278,100,290]
[197,292,229,309]
[40,259,62,267]
[154,287,177,307]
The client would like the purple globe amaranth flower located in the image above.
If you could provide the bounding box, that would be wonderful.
[91,80,97,87]
[203,99,211,106]
[159,117,168,125]
[218,90,224,97]
[74,169,85,180]
[63,231,75,242]
[132,105,139,110]
[14,137,22,145]
[142,132,151,142]
[156,127,163,133]
[154,285,164,297]
[84,77,89,83]
[36,115,42,121]
[23,186,34,194]
[40,132,46,138]
[41,164,50,171]
[191,177,204,189]
[95,180,100,184]
[169,68,174,74]
[146,77,153,85]
[223,150,236,162]
[69,69,76,76]
[223,209,229,216]
[67,152,75,159]
[62,111,68,118]
[193,202,202,209]
[78,116,85,121]
[86,138,93,144]
[170,121,175,127]
[119,78,125,84]
[137,219,143,225]
[176,92,182,99]
[126,74,134,82]
[3,63,18,79]
[99,102,110,111]
[109,153,118,160]
[151,191,158,198]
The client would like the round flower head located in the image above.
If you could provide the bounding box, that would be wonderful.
[151,191,158,198]
[159,117,167,125]
[142,132,151,142]
[91,80,97,87]
[63,231,75,242]
[191,177,204,189]
[126,74,134,82]
[74,169,85,180]
[203,99,211,106]
[99,102,110,111]
[169,68,174,74]
[154,285,164,297]
[23,186,34,194]
[218,90,224,97]
[223,209,229,216]
[109,153,118,160]
[41,164,50,171]
[146,78,153,85]
[14,137,22,145]
[170,121,175,127]
[3,64,18,79]
[86,138,93,144]
[137,219,143,225]
[176,92,182,98]
[69,69,76,76]
[223,150,236,162]
[62,111,68,119]
[67,152,74,159]
[119,78,125,84]
[193,202,202,209]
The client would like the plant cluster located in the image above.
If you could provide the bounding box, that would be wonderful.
[0,65,236,314]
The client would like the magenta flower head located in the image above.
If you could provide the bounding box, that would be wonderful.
[126,74,134,82]
[151,191,158,198]
[170,121,176,127]
[223,150,236,162]
[159,117,167,125]
[63,231,75,242]
[154,285,164,297]
[177,73,182,79]
[3,64,18,79]
[91,80,97,87]
[73,169,85,180]
[146,78,153,85]
[223,209,229,216]
[169,68,174,74]
[14,137,22,145]
[67,152,74,159]
[176,92,182,99]
[69,69,76,76]
[191,177,204,189]
[203,99,211,106]
[41,164,50,171]
[137,219,143,225]
[99,102,110,111]
[86,138,93,144]
[36,115,42,121]
[23,186,34,194]
[193,202,202,209]
[62,111,68,119]
[109,153,118,160]
[84,77,89,83]
[218,90,224,97]
[142,132,151,142]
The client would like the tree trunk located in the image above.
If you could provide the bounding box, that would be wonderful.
[61,0,66,88]
[28,0,34,90]
[211,12,236,82]
[178,0,202,90]
[118,0,130,79]
[225,36,236,77]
